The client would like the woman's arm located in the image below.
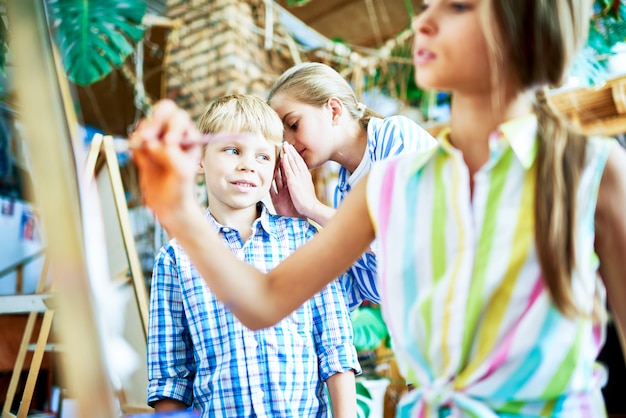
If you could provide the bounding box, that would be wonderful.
[326,371,357,418]
[132,101,376,329]
[596,144,626,363]
[164,176,374,329]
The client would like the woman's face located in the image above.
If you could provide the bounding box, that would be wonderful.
[412,0,494,95]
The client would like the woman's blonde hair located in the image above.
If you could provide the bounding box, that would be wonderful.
[487,0,593,317]
[267,62,383,130]
[198,94,284,155]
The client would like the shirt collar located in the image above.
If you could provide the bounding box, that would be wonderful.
[498,113,538,169]
[436,113,538,170]
[206,201,276,237]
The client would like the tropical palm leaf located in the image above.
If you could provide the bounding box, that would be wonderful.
[569,0,626,86]
[46,0,146,86]
[351,305,389,353]
[356,381,373,418]
[0,6,8,77]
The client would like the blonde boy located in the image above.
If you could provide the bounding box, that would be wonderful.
[146,94,359,417]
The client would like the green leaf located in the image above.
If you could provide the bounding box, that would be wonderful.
[351,306,389,352]
[356,381,372,418]
[570,0,626,86]
[0,6,8,77]
[46,0,146,86]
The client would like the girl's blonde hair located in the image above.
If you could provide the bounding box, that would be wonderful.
[488,0,593,317]
[267,62,383,130]
[198,94,284,155]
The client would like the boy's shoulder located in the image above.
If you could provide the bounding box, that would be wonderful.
[265,212,319,233]
[157,237,188,259]
[257,213,319,251]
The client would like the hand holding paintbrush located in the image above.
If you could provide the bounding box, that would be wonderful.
[128,100,283,227]
[124,100,280,153]
[129,100,216,225]
[125,106,245,152]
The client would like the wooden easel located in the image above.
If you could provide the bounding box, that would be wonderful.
[84,133,152,413]
[0,257,51,418]
[8,0,120,416]
[85,133,149,336]
[1,133,153,416]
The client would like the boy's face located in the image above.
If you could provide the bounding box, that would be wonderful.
[201,134,277,211]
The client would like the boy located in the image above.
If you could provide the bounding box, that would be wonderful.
[146,94,359,417]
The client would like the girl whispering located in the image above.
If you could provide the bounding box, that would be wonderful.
[268,62,436,308]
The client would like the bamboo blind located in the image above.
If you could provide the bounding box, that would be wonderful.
[549,74,626,137]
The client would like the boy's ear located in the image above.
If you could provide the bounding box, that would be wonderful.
[327,97,343,125]
[272,151,281,177]
[197,159,205,174]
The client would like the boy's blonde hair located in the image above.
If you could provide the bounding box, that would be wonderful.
[198,94,284,156]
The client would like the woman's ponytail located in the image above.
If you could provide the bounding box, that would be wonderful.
[533,88,587,317]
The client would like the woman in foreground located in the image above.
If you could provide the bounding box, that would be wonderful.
[132,0,626,415]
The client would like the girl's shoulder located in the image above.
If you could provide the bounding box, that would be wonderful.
[368,115,436,156]
[585,136,618,173]
[587,135,617,153]
[370,114,421,133]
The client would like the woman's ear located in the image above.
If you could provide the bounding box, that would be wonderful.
[326,97,343,125]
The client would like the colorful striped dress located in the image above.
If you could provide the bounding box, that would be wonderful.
[336,115,436,309]
[366,114,615,417]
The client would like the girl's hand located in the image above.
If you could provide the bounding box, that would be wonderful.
[279,143,322,219]
[130,100,203,228]
[271,161,304,218]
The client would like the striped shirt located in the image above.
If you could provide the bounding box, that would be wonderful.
[366,114,614,417]
[147,203,359,417]
[335,115,436,309]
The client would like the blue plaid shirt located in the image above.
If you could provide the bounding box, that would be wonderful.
[147,203,360,417]
[335,116,436,308]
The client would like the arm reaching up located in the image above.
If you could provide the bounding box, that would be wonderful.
[132,100,376,329]
[131,100,203,226]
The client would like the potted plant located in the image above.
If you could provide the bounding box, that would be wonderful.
[351,302,393,418]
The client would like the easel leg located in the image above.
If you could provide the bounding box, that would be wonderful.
[2,311,38,416]
[17,309,54,418]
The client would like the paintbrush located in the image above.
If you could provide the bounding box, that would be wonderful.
[115,132,284,157]
[116,132,244,152]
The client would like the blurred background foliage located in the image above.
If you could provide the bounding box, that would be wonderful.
[46,0,146,86]
[0,0,623,112]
